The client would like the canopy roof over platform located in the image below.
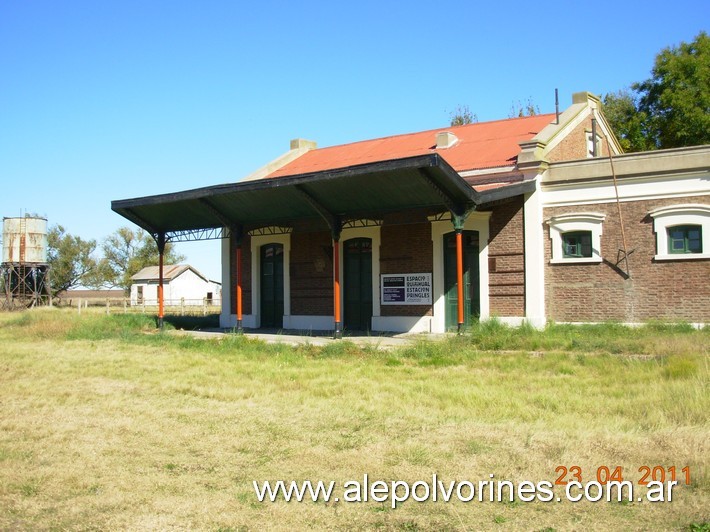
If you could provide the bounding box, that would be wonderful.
[112,154,533,241]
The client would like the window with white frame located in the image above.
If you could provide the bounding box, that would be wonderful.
[547,213,605,263]
[649,204,710,260]
[562,230,593,258]
[586,131,602,158]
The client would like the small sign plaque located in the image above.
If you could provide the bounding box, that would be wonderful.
[381,273,432,305]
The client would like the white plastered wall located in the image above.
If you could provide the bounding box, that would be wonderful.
[168,269,214,302]
[523,181,546,328]
[131,282,154,306]
[219,234,233,328]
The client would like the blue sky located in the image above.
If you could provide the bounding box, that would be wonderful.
[0,0,706,283]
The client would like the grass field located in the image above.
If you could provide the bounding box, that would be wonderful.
[0,309,707,530]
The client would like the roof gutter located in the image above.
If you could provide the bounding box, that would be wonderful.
[112,154,476,210]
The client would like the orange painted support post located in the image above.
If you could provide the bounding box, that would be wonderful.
[158,247,165,328]
[333,238,342,339]
[236,244,243,331]
[157,233,166,330]
[456,229,464,334]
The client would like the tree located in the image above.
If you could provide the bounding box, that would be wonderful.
[601,89,656,152]
[633,31,710,149]
[602,32,709,152]
[47,225,100,294]
[449,104,477,126]
[99,227,186,292]
[508,97,540,118]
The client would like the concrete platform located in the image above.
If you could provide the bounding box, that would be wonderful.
[167,328,444,349]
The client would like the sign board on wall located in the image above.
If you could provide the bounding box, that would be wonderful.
[381,273,432,305]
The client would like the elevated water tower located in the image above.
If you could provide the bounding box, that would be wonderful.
[1,216,51,308]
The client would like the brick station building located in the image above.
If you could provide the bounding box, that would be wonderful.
[112,92,710,333]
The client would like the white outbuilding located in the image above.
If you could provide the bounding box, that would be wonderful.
[130,264,221,307]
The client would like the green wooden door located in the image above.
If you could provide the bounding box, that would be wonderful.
[344,238,373,331]
[260,243,284,328]
[444,231,480,330]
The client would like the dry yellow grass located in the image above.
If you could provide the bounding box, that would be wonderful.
[0,308,707,530]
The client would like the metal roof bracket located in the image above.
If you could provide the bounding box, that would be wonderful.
[417,168,468,216]
[197,198,242,231]
[451,207,477,231]
[232,224,244,246]
[124,207,159,236]
[155,232,166,254]
[293,185,342,240]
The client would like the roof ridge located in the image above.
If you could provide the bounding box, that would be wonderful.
[449,112,556,129]
[308,113,557,153]
[132,263,194,280]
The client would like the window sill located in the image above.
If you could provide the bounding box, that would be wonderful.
[653,253,710,261]
[550,257,603,264]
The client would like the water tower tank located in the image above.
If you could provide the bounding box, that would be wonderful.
[2,217,48,264]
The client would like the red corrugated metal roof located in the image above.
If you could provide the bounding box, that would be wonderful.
[267,114,555,179]
[472,182,521,192]
[131,264,212,282]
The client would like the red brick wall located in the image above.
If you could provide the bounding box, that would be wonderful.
[224,202,537,322]
[487,197,525,317]
[547,115,611,163]
[380,221,434,317]
[544,195,710,322]
[290,230,333,316]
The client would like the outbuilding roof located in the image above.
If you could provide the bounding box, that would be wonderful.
[131,264,217,283]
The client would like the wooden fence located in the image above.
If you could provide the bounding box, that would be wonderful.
[65,298,222,316]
